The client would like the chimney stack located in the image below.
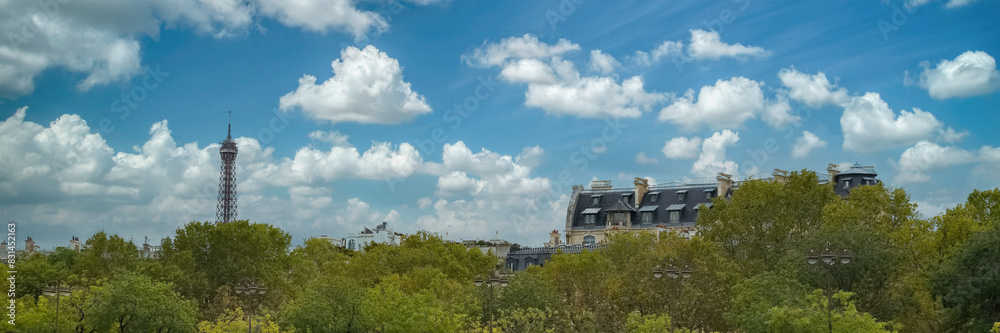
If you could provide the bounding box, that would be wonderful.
[827,163,841,184]
[772,169,789,184]
[545,230,561,247]
[716,172,733,198]
[633,177,649,206]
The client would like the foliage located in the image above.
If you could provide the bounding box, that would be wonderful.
[281,276,368,332]
[199,307,287,333]
[698,170,837,275]
[766,290,900,333]
[88,272,198,332]
[725,271,808,333]
[930,222,1000,332]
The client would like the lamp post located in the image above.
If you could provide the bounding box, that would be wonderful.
[234,279,267,333]
[474,274,508,332]
[806,245,853,333]
[652,263,692,333]
[43,280,71,333]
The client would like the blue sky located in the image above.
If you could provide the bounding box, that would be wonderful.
[2,0,999,249]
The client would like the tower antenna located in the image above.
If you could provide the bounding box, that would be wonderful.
[217,110,239,223]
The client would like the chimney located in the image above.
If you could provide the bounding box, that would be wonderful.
[633,177,649,206]
[827,163,841,184]
[546,230,561,247]
[590,180,612,190]
[716,172,733,198]
[772,169,789,184]
[25,236,36,255]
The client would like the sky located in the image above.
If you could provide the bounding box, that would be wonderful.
[2,0,999,249]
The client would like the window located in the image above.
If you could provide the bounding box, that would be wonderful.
[591,196,600,205]
[677,190,687,201]
[584,235,596,245]
[642,211,653,224]
[670,211,680,223]
[348,239,356,250]
[585,214,595,224]
[706,192,712,199]
[650,193,659,202]
[843,179,850,189]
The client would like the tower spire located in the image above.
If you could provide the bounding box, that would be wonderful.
[217,111,239,223]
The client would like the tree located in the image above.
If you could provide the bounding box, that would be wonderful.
[624,311,683,333]
[159,220,292,316]
[281,276,369,332]
[698,171,837,275]
[930,223,1000,332]
[88,272,197,332]
[199,308,286,333]
[78,231,140,280]
[725,271,808,333]
[766,290,900,333]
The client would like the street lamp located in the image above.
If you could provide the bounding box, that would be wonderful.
[43,280,71,333]
[653,263,692,333]
[474,274,508,332]
[806,244,853,333]
[234,279,267,333]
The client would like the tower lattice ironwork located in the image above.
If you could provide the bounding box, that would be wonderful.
[216,113,238,223]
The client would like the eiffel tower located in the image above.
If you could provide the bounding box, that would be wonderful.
[216,111,238,223]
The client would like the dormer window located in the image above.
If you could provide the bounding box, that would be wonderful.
[705,189,714,199]
[591,195,602,205]
[649,192,659,202]
[677,190,687,201]
[842,177,851,189]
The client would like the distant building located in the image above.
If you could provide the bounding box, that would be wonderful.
[562,163,880,245]
[462,235,511,259]
[344,222,400,252]
[314,234,344,247]
[505,244,606,271]
[24,236,38,255]
[68,236,82,251]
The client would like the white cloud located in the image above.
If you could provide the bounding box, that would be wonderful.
[894,141,974,183]
[662,137,703,159]
[307,130,352,147]
[975,146,1000,180]
[911,51,1000,99]
[331,198,399,231]
[791,131,827,158]
[463,34,580,67]
[762,95,798,129]
[687,29,770,61]
[635,152,659,165]
[905,0,981,9]
[939,127,969,143]
[692,130,740,179]
[630,40,684,66]
[589,50,620,75]
[467,34,666,119]
[0,0,441,99]
[525,75,665,118]
[279,45,432,124]
[417,197,433,209]
[778,67,850,108]
[658,77,764,130]
[841,92,943,152]
[256,0,387,39]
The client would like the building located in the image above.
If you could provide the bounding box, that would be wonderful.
[314,234,345,247]
[68,236,82,251]
[562,163,879,245]
[343,222,400,252]
[505,244,607,271]
[461,235,511,259]
[216,115,238,223]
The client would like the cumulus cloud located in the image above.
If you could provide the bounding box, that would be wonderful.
[762,95,798,128]
[895,141,974,183]
[0,0,442,99]
[909,51,1000,99]
[589,50,621,75]
[630,40,684,66]
[417,197,433,209]
[279,45,432,124]
[635,152,659,165]
[692,130,740,179]
[687,29,770,61]
[414,141,563,241]
[791,131,827,158]
[307,130,352,147]
[662,137,703,159]
[658,77,764,130]
[841,92,943,152]
[467,34,666,119]
[778,67,850,108]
